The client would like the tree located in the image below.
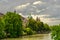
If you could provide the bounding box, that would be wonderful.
[44,23,51,31]
[27,17,38,31]
[35,17,45,32]
[3,12,23,37]
[0,18,6,39]
[51,25,60,40]
[36,21,44,32]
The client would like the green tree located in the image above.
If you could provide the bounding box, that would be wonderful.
[3,12,23,37]
[36,21,43,31]
[51,25,60,40]
[44,23,50,31]
[35,17,47,33]
[35,20,51,33]
[36,21,45,33]
[0,18,6,39]
[27,17,38,31]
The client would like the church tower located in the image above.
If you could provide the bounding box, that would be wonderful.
[36,16,40,21]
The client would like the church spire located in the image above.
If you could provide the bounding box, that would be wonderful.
[36,16,40,21]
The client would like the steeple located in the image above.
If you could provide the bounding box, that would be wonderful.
[36,16,40,21]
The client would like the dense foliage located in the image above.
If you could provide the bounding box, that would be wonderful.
[4,12,23,38]
[27,18,38,31]
[27,16,50,33]
[24,28,34,35]
[0,12,51,39]
[51,24,60,40]
[0,18,6,39]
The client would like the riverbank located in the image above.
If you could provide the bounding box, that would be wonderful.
[2,34,51,40]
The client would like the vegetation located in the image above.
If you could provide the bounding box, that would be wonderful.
[0,12,51,39]
[27,17,38,31]
[27,17,50,33]
[0,18,6,39]
[3,12,23,38]
[24,28,34,35]
[51,24,60,40]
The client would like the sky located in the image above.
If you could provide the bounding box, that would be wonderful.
[0,0,60,25]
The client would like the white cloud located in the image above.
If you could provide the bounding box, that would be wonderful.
[33,1,46,5]
[15,3,30,10]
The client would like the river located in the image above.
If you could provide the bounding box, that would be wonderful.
[3,34,51,40]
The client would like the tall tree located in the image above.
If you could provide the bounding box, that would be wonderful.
[27,17,38,31]
[3,12,23,37]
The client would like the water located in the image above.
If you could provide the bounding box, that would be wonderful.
[3,34,51,40]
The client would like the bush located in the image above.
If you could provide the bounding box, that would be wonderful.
[24,28,34,35]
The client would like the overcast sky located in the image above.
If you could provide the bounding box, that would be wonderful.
[0,0,60,25]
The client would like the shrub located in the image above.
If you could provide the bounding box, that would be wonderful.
[24,28,34,35]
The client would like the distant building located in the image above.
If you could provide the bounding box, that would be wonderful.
[21,15,28,27]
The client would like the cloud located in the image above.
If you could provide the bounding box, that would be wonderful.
[34,8,41,13]
[29,14,50,20]
[55,5,60,8]
[33,1,46,5]
[0,0,8,3]
[36,6,50,13]
[32,6,37,8]
[54,0,57,2]
[15,3,30,10]
[36,8,46,13]
[46,7,50,9]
